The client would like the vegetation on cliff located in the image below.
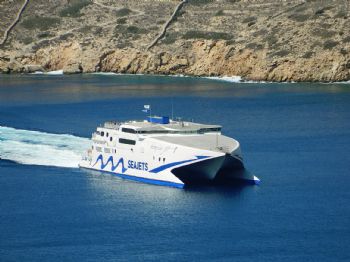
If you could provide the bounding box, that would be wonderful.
[0,0,349,82]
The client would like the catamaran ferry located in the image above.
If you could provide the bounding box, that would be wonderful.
[79,114,260,188]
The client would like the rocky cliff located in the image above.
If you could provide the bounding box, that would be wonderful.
[0,0,349,82]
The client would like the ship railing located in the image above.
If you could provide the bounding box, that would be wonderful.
[104,121,120,129]
[92,140,106,145]
[82,155,92,162]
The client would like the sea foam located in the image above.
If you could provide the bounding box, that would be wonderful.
[205,76,243,83]
[0,126,90,168]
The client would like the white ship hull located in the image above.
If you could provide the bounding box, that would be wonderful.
[79,131,260,188]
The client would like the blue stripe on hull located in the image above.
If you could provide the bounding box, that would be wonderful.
[81,167,184,189]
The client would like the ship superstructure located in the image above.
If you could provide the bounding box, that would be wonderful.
[79,116,260,188]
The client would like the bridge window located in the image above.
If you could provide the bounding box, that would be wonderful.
[101,131,104,137]
[119,138,136,145]
[198,127,221,133]
[122,128,136,134]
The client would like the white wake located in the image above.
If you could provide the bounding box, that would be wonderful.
[0,126,91,168]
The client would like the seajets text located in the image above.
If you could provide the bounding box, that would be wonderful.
[128,160,148,171]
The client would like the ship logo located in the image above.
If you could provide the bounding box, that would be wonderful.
[92,154,127,173]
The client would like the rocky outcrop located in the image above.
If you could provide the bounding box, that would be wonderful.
[0,0,349,82]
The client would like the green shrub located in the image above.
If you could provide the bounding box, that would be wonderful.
[311,41,322,49]
[318,22,332,29]
[32,40,50,51]
[37,32,53,38]
[340,48,348,55]
[343,36,350,43]
[242,16,256,23]
[79,26,103,35]
[215,10,224,16]
[116,42,130,49]
[323,40,338,49]
[21,16,60,30]
[148,26,158,31]
[188,0,214,5]
[126,26,147,34]
[273,50,290,57]
[59,33,74,41]
[183,30,232,40]
[246,42,263,50]
[334,11,347,19]
[264,35,278,47]
[59,0,91,17]
[315,9,324,15]
[78,25,93,34]
[252,29,268,37]
[345,61,350,69]
[117,18,127,24]
[295,5,308,13]
[22,37,33,44]
[302,51,314,58]
[313,29,336,38]
[315,6,333,15]
[162,33,178,44]
[114,25,148,37]
[288,13,309,22]
[247,21,256,27]
[116,8,132,17]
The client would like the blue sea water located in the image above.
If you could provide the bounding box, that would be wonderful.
[0,74,349,261]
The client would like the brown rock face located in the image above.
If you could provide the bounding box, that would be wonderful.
[0,0,349,82]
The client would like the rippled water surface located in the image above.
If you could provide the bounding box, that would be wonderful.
[1,74,350,261]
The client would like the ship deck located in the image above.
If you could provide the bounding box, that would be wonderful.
[104,120,221,133]
[153,134,238,153]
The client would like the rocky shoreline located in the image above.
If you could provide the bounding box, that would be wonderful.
[0,0,349,82]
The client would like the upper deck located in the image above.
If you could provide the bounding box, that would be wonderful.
[103,118,222,135]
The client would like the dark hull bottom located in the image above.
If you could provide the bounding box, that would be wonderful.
[172,154,259,186]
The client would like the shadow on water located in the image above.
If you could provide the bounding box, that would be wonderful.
[184,182,253,196]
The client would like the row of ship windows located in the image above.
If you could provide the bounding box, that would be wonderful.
[134,127,221,134]
[98,129,135,137]
[97,127,221,137]
[93,146,167,162]
[94,146,116,154]
[95,136,136,145]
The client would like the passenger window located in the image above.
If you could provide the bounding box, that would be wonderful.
[110,137,112,142]
[119,138,136,145]
[122,128,136,134]
[101,131,104,137]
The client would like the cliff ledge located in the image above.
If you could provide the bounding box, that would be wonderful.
[0,0,349,82]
